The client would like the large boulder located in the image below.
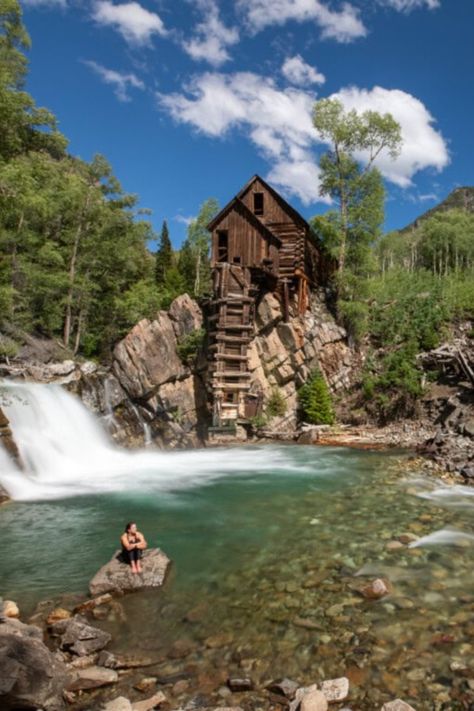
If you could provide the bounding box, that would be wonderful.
[89,548,171,596]
[168,294,203,340]
[50,615,111,656]
[0,616,67,711]
[113,314,185,400]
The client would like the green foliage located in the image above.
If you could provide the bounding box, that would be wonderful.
[186,198,219,297]
[249,413,268,430]
[176,328,205,365]
[312,98,401,344]
[155,220,173,285]
[266,388,287,418]
[298,369,335,425]
[0,334,18,358]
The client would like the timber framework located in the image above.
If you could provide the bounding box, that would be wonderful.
[207,175,333,432]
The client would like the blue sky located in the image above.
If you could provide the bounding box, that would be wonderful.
[20,0,473,249]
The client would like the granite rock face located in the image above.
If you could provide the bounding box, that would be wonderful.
[89,548,171,596]
[247,290,356,434]
[0,617,67,711]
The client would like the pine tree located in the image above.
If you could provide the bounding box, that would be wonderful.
[298,369,335,425]
[155,220,173,285]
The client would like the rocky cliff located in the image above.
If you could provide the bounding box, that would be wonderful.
[0,290,355,453]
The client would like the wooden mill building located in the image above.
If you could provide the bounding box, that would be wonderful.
[207,175,329,429]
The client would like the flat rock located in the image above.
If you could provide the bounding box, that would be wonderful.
[74,593,113,614]
[103,697,133,711]
[266,678,299,699]
[381,701,416,711]
[46,607,72,625]
[51,615,111,656]
[320,677,349,702]
[300,690,328,711]
[131,691,166,711]
[227,677,254,692]
[67,665,118,690]
[89,548,171,596]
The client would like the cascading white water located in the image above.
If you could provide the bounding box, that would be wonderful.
[0,381,314,502]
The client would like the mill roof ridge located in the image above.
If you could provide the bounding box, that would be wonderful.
[207,175,309,234]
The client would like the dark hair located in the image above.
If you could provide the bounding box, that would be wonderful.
[125,522,136,532]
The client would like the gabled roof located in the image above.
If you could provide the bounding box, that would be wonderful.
[207,196,282,246]
[236,174,310,230]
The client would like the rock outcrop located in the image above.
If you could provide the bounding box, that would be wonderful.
[0,616,67,711]
[89,548,171,596]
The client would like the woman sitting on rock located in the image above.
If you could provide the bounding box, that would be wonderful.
[121,522,147,574]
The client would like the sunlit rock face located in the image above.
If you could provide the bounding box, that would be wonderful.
[0,290,356,449]
[247,290,355,433]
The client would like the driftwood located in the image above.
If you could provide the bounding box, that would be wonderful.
[418,343,474,387]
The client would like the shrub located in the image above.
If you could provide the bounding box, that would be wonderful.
[298,369,335,425]
[266,388,287,418]
[177,328,205,365]
[0,336,19,360]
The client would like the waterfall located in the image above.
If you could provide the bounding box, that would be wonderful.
[0,381,303,502]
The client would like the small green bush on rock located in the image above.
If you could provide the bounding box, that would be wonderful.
[298,369,335,425]
[266,388,287,418]
[177,328,205,365]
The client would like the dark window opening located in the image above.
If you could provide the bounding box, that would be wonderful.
[217,230,228,262]
[224,391,237,403]
[253,192,264,215]
[233,256,241,264]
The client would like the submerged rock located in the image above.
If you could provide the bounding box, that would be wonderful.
[360,578,391,600]
[300,689,328,711]
[89,548,171,596]
[381,701,417,711]
[67,665,118,690]
[320,677,349,703]
[0,617,67,711]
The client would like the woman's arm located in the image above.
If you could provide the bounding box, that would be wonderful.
[136,532,147,550]
[121,533,135,551]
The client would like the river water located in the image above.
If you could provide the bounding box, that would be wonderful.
[0,382,473,709]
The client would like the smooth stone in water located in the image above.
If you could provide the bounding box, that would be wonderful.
[266,678,299,700]
[89,548,171,596]
[131,692,166,711]
[320,677,349,702]
[381,701,417,711]
[360,579,390,600]
[67,665,119,690]
[300,689,328,711]
[102,697,133,711]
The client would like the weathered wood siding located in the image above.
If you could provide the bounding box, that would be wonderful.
[211,204,279,271]
[240,177,293,227]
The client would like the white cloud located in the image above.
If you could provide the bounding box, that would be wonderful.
[92,1,167,46]
[174,214,196,226]
[282,55,325,86]
[159,73,449,205]
[183,1,239,67]
[237,0,367,43]
[159,72,326,204]
[330,86,449,187]
[381,0,440,11]
[84,60,144,102]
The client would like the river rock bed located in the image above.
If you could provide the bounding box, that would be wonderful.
[5,462,469,711]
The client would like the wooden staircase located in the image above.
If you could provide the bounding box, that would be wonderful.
[208,264,255,426]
